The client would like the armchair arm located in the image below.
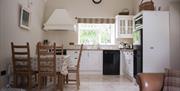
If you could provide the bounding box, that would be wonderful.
[136,73,164,91]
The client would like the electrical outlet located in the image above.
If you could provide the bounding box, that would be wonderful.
[1,70,6,76]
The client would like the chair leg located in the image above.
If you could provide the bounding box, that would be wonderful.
[57,74,60,89]
[63,75,66,84]
[78,72,80,86]
[54,75,56,90]
[35,73,37,82]
[76,72,80,89]
[60,75,64,91]
[65,74,68,84]
[28,75,32,90]
[58,74,64,91]
[14,75,17,87]
[42,76,46,88]
[38,75,41,89]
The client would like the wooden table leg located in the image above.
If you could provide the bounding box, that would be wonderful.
[58,73,64,91]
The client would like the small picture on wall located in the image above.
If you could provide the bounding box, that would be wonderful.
[19,6,31,30]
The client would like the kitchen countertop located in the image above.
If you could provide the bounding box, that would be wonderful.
[64,45,118,50]
[120,48,134,51]
[66,48,119,51]
[65,48,133,51]
[63,45,133,51]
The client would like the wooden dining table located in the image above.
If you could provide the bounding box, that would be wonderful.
[31,55,70,90]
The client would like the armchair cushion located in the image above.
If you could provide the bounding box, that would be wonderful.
[136,73,164,91]
[163,69,180,91]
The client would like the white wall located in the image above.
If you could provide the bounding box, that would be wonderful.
[133,0,179,14]
[169,2,180,70]
[0,0,45,86]
[43,0,134,45]
[44,0,134,20]
[43,31,78,46]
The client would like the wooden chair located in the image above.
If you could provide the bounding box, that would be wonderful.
[66,44,83,89]
[56,44,66,91]
[37,42,57,90]
[11,42,36,90]
[56,45,64,55]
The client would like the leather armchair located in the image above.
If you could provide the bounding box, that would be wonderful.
[136,73,165,91]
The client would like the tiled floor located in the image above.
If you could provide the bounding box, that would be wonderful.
[64,73,139,91]
[7,72,139,91]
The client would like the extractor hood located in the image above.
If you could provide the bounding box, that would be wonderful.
[43,9,76,31]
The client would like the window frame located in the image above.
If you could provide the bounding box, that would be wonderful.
[77,23,115,45]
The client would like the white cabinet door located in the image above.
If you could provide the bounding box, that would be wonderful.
[124,52,129,75]
[123,51,134,79]
[80,51,89,70]
[67,50,79,66]
[128,52,133,78]
[115,15,133,38]
[120,51,126,75]
[88,51,102,71]
[133,11,170,73]
[68,50,103,72]
[80,50,103,72]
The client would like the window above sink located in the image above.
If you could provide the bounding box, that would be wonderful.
[78,18,115,45]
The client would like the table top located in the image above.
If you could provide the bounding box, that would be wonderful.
[31,55,70,75]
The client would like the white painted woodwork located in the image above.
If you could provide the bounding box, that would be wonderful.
[67,50,79,66]
[43,9,76,31]
[134,11,170,73]
[169,2,180,70]
[115,15,133,38]
[121,51,134,80]
[67,50,103,73]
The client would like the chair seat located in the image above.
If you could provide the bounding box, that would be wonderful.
[66,44,83,90]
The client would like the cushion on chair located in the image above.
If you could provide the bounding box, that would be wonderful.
[163,69,180,91]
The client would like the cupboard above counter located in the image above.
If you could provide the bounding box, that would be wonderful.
[115,15,133,38]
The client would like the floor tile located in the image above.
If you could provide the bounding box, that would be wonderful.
[64,73,139,91]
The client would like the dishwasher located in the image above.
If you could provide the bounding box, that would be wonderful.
[103,50,120,75]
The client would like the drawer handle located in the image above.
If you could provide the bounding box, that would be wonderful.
[74,52,78,53]
[74,58,78,59]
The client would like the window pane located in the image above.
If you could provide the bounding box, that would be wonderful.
[78,23,115,45]
[80,30,98,45]
[100,30,111,44]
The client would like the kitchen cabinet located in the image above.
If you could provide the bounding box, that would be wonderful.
[121,51,134,80]
[133,11,170,73]
[120,51,125,75]
[67,50,103,73]
[115,15,133,38]
[67,50,79,66]
[84,51,102,71]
